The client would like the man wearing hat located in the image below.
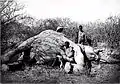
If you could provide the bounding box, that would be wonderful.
[56,26,64,32]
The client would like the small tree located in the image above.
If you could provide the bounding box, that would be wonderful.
[1,0,24,53]
[1,0,24,25]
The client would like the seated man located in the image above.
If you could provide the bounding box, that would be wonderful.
[58,41,75,69]
[65,46,75,62]
[62,41,75,62]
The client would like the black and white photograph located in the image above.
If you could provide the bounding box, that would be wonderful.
[1,0,120,83]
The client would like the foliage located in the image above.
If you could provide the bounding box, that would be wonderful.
[1,1,120,53]
[83,15,120,48]
[1,0,24,25]
[1,0,24,53]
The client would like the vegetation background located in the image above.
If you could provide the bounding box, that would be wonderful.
[1,0,120,55]
[1,0,120,83]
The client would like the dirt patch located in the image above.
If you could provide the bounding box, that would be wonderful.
[1,63,120,83]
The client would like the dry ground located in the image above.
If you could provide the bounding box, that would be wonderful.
[1,62,120,83]
[1,46,120,83]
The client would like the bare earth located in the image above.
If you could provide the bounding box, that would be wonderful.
[1,62,120,83]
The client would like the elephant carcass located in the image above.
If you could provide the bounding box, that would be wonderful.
[30,30,85,65]
[1,30,85,72]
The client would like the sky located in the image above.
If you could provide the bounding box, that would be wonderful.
[18,0,120,23]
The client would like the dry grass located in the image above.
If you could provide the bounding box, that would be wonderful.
[1,61,120,83]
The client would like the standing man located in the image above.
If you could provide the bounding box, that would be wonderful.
[77,25,86,45]
[76,25,92,46]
